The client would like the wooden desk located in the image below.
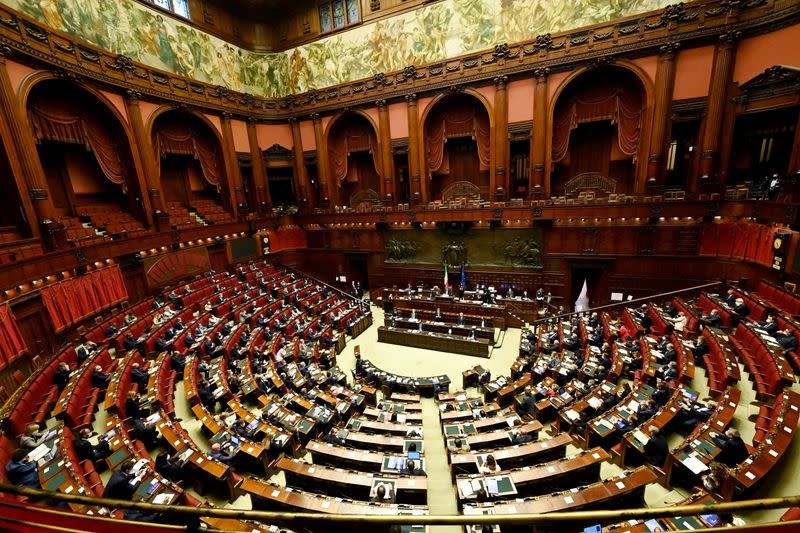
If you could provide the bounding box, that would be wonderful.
[307,440,413,473]
[450,433,571,474]
[348,417,424,437]
[456,448,608,502]
[378,326,491,358]
[463,466,656,516]
[277,456,427,504]
[387,294,508,329]
[464,420,541,450]
[361,360,450,398]
[242,477,429,532]
[387,316,495,342]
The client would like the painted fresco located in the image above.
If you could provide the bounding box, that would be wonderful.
[5,0,669,97]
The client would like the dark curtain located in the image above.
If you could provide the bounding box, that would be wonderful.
[0,303,26,368]
[568,121,614,178]
[28,98,128,191]
[153,121,224,191]
[552,74,643,163]
[328,119,382,184]
[425,98,490,175]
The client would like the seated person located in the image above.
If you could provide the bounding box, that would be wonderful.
[104,323,119,338]
[209,442,236,467]
[155,452,181,483]
[509,428,536,445]
[75,427,112,463]
[123,333,139,352]
[403,459,425,476]
[19,423,46,450]
[775,329,798,352]
[76,340,98,366]
[643,426,668,467]
[231,419,255,440]
[103,460,142,501]
[169,351,186,374]
[711,428,749,467]
[91,365,111,389]
[53,361,73,392]
[699,309,723,329]
[371,482,396,503]
[5,449,41,489]
[516,387,536,418]
[125,391,149,419]
[758,315,779,335]
[124,312,137,326]
[732,298,750,321]
[478,455,501,474]
[129,416,160,449]
[448,437,470,452]
[130,363,149,390]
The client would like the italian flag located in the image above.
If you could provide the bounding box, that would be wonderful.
[444,263,449,289]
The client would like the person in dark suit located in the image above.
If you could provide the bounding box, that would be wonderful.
[637,399,657,421]
[103,461,141,501]
[5,449,41,489]
[130,363,149,390]
[76,340,97,366]
[659,361,679,382]
[104,324,118,338]
[209,442,236,467]
[677,399,717,432]
[711,428,749,467]
[75,427,111,463]
[759,315,779,335]
[517,387,536,419]
[125,391,148,419]
[169,351,186,374]
[724,289,737,307]
[775,330,798,352]
[699,309,723,329]
[732,298,750,323]
[652,381,670,407]
[403,459,425,476]
[53,361,73,391]
[643,426,669,467]
[91,365,111,389]
[155,452,182,484]
[198,380,219,412]
[691,335,709,361]
[130,417,159,448]
[123,333,139,352]
[659,344,678,364]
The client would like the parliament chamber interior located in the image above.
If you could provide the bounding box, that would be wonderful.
[0,0,800,531]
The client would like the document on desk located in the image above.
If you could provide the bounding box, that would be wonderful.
[153,493,173,505]
[587,397,603,410]
[682,453,709,474]
[486,477,499,495]
[632,430,649,445]
[28,443,52,463]
[565,409,580,421]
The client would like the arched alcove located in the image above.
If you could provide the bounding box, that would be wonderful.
[326,112,382,209]
[550,66,646,197]
[150,110,232,227]
[422,93,491,202]
[26,79,147,244]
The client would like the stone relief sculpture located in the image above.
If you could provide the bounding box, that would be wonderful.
[386,238,421,261]
[442,240,467,268]
[499,236,543,267]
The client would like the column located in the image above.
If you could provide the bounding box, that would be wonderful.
[377,99,396,205]
[220,113,242,218]
[0,47,61,242]
[311,113,330,209]
[406,93,424,205]
[790,111,800,175]
[696,32,739,189]
[645,42,680,191]
[529,67,549,199]
[122,90,155,227]
[493,76,509,201]
[246,118,271,213]
[290,117,313,210]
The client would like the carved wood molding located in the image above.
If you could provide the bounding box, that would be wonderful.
[0,0,796,121]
